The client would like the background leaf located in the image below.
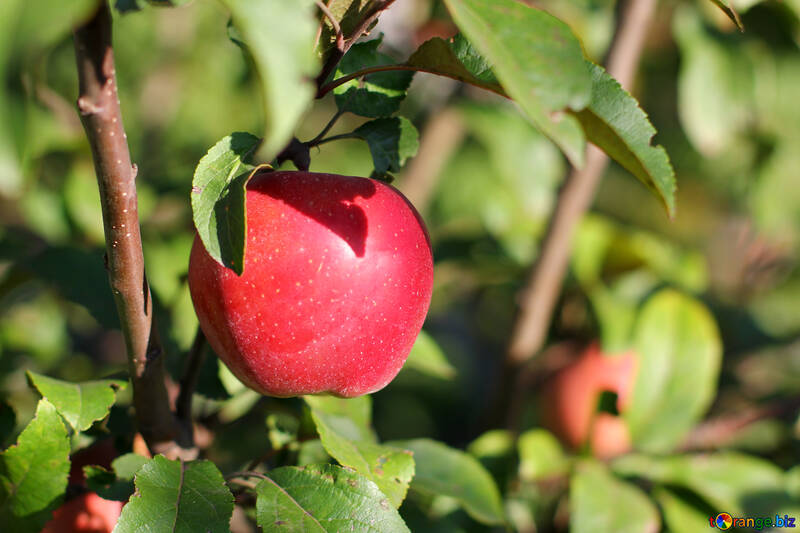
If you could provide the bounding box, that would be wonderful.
[388,438,505,525]
[27,372,125,432]
[402,330,456,380]
[190,132,259,275]
[0,399,70,532]
[219,0,318,160]
[443,0,591,167]
[85,453,149,502]
[613,453,800,517]
[114,455,234,533]
[571,460,660,533]
[256,464,410,532]
[624,290,722,452]
[572,63,676,217]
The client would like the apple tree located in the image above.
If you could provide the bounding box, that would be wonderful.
[1,0,799,531]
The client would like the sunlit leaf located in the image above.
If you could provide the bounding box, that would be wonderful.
[114,455,234,533]
[255,464,410,532]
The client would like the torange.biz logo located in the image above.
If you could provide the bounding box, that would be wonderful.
[710,513,796,530]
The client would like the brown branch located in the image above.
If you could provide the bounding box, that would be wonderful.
[680,395,800,451]
[506,0,658,366]
[73,3,194,459]
[314,0,398,95]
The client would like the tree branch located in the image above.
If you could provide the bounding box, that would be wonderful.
[176,328,206,422]
[73,2,194,459]
[506,0,658,366]
[314,0,398,94]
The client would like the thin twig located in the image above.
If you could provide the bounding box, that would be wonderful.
[318,64,419,98]
[308,132,359,147]
[176,328,206,422]
[315,0,398,94]
[315,0,344,51]
[500,0,659,428]
[306,109,345,146]
[73,3,194,459]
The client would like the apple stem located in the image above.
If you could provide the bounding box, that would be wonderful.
[73,2,195,459]
[496,0,659,430]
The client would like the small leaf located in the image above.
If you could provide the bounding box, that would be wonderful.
[624,290,722,452]
[266,413,299,450]
[26,372,126,432]
[115,455,234,533]
[388,438,505,526]
[191,132,260,275]
[443,0,592,167]
[517,429,568,481]
[0,399,70,532]
[303,395,374,442]
[256,464,410,532]
[85,453,148,502]
[406,35,503,95]
[571,63,676,218]
[335,38,414,118]
[707,0,743,30]
[306,400,414,508]
[571,460,660,533]
[220,0,318,160]
[352,117,419,176]
[402,330,456,380]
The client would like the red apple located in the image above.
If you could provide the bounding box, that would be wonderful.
[540,342,636,459]
[188,171,433,398]
[41,492,123,533]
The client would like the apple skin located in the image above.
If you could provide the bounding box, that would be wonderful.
[41,493,123,533]
[540,342,636,459]
[188,171,433,398]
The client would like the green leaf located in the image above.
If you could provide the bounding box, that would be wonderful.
[85,453,149,502]
[303,395,374,442]
[707,0,743,30]
[306,401,414,508]
[387,438,505,526]
[256,464,410,532]
[613,453,799,517]
[26,372,126,432]
[190,132,260,275]
[517,429,568,481]
[403,330,456,380]
[406,35,504,95]
[654,486,715,533]
[571,63,676,217]
[352,117,419,176]
[266,413,299,450]
[624,290,722,453]
[571,460,660,533]
[443,0,592,167]
[317,0,371,58]
[115,455,234,533]
[0,399,70,532]
[334,38,414,118]
[220,0,318,160]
